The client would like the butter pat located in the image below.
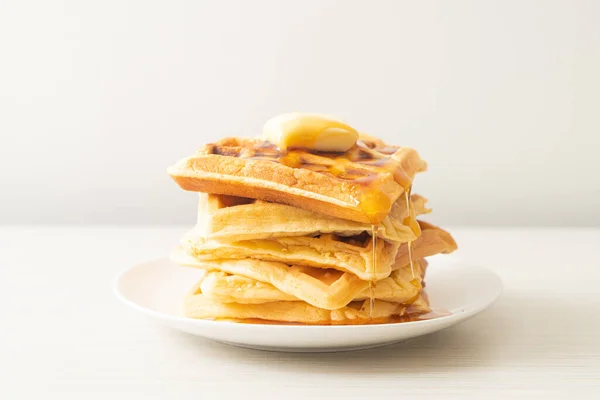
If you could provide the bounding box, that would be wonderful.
[262,112,359,152]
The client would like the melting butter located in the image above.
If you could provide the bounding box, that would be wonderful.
[262,112,359,152]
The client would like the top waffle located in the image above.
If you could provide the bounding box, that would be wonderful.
[168,135,427,224]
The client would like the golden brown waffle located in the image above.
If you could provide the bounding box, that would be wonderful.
[180,230,400,281]
[198,270,296,303]
[198,261,427,305]
[197,193,430,243]
[171,244,443,310]
[180,218,454,282]
[184,279,431,325]
[172,249,369,310]
[167,136,427,224]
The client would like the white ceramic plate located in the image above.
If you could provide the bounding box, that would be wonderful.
[113,256,502,352]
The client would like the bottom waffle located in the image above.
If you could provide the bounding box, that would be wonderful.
[184,279,431,325]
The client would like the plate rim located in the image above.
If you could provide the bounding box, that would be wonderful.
[112,257,503,331]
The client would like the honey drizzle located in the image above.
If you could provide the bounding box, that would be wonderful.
[230,308,452,325]
[405,188,415,279]
[369,224,377,318]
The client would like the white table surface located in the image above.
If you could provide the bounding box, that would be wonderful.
[1,226,598,399]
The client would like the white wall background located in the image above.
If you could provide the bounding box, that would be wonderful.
[1,0,599,226]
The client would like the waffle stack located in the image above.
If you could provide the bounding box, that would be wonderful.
[168,115,457,325]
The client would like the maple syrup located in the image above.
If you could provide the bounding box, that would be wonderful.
[231,307,451,325]
[404,188,415,279]
[278,152,303,168]
[387,309,452,324]
[358,190,392,226]
[369,224,377,318]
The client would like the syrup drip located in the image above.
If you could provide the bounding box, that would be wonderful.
[369,224,377,318]
[230,308,452,325]
[405,188,415,279]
